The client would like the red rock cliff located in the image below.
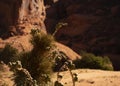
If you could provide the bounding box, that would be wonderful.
[0,0,46,38]
[45,0,120,70]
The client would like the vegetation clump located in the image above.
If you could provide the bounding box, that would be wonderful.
[0,29,55,86]
[9,61,38,86]
[0,28,114,86]
[0,44,18,64]
[21,29,55,85]
[74,51,113,70]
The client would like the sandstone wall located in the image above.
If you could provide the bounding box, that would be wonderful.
[45,0,120,70]
[0,0,46,39]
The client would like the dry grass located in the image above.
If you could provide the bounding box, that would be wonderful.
[0,62,14,86]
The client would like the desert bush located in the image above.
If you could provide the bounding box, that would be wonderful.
[0,44,18,64]
[74,51,113,70]
[0,29,55,85]
[0,28,73,85]
[9,61,38,86]
[20,29,55,85]
[19,51,31,69]
[30,29,54,52]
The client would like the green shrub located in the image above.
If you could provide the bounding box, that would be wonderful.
[22,29,55,85]
[30,29,54,52]
[74,51,113,70]
[8,61,38,86]
[0,44,18,64]
[0,29,55,85]
[18,51,31,69]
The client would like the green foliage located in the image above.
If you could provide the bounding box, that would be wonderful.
[30,29,54,52]
[8,61,38,86]
[74,51,113,70]
[21,29,55,85]
[0,29,55,85]
[0,44,18,64]
[19,51,31,69]
[0,28,77,85]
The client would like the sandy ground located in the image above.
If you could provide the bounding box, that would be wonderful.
[52,69,120,86]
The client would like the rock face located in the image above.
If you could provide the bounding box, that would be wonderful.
[0,0,80,62]
[0,0,46,39]
[45,0,120,70]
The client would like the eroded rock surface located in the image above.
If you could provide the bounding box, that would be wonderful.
[0,0,46,39]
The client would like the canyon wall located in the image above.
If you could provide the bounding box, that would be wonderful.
[0,0,46,39]
[45,0,120,70]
